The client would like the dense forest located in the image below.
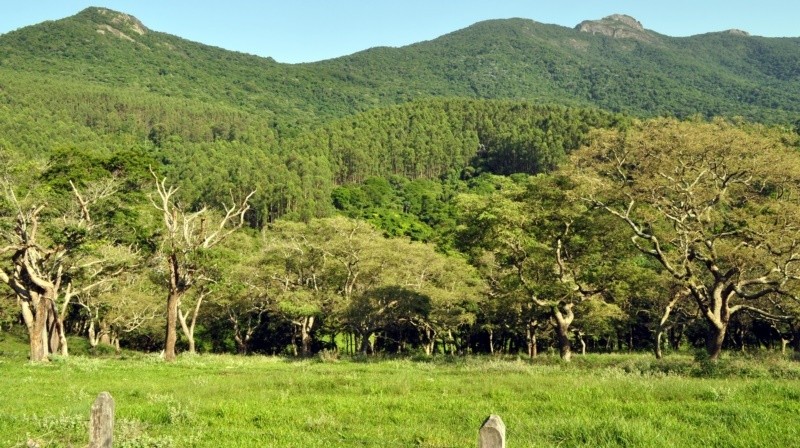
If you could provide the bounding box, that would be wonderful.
[2,8,800,363]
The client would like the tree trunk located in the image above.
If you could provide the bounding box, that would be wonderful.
[552,304,574,362]
[234,336,248,355]
[628,329,634,353]
[99,323,112,345]
[654,290,683,359]
[46,303,61,355]
[447,328,460,355]
[359,330,373,355]
[423,327,436,356]
[20,294,56,363]
[187,336,196,354]
[47,300,69,356]
[488,328,494,355]
[89,319,110,348]
[29,326,46,362]
[232,320,247,355]
[88,320,99,348]
[185,332,195,354]
[557,325,572,362]
[178,308,195,354]
[706,323,727,361]
[300,316,314,356]
[576,331,586,356]
[27,297,48,362]
[164,290,181,362]
[179,291,206,355]
[526,321,538,359]
[654,328,665,360]
[55,313,69,357]
[56,289,76,357]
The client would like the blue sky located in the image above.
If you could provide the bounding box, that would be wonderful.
[1,1,797,63]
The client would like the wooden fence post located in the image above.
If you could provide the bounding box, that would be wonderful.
[479,414,506,448]
[89,392,115,448]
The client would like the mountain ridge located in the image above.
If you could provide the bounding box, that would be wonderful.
[1,7,799,128]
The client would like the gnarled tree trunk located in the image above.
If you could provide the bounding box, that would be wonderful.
[357,328,374,355]
[298,316,315,356]
[553,303,574,362]
[654,290,685,359]
[706,323,727,361]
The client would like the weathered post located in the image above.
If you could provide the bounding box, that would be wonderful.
[89,392,115,448]
[479,414,506,448]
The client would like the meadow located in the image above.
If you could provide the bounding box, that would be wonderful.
[2,334,800,448]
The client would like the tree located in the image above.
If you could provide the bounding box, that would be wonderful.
[579,118,800,360]
[214,247,271,355]
[78,268,159,351]
[405,249,482,356]
[263,221,328,356]
[0,193,63,362]
[150,169,254,361]
[650,286,690,359]
[0,177,124,361]
[264,217,483,355]
[457,174,635,361]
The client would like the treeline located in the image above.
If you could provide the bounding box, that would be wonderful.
[2,114,800,362]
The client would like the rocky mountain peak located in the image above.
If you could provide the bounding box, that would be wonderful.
[81,7,148,43]
[725,29,751,36]
[575,14,654,43]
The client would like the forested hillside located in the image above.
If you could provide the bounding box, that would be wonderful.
[2,7,800,362]
[2,8,800,129]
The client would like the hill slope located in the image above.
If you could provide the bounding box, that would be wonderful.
[318,16,800,122]
[1,8,799,127]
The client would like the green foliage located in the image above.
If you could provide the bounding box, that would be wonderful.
[4,8,800,360]
[290,98,621,185]
[4,8,800,129]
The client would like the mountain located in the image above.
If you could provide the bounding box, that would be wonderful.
[1,7,799,129]
[319,17,800,122]
[1,8,799,223]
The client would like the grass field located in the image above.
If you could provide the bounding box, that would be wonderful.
[1,334,800,447]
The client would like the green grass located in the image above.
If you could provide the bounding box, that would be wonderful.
[1,336,799,447]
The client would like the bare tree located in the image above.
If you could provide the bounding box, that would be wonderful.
[150,169,254,361]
